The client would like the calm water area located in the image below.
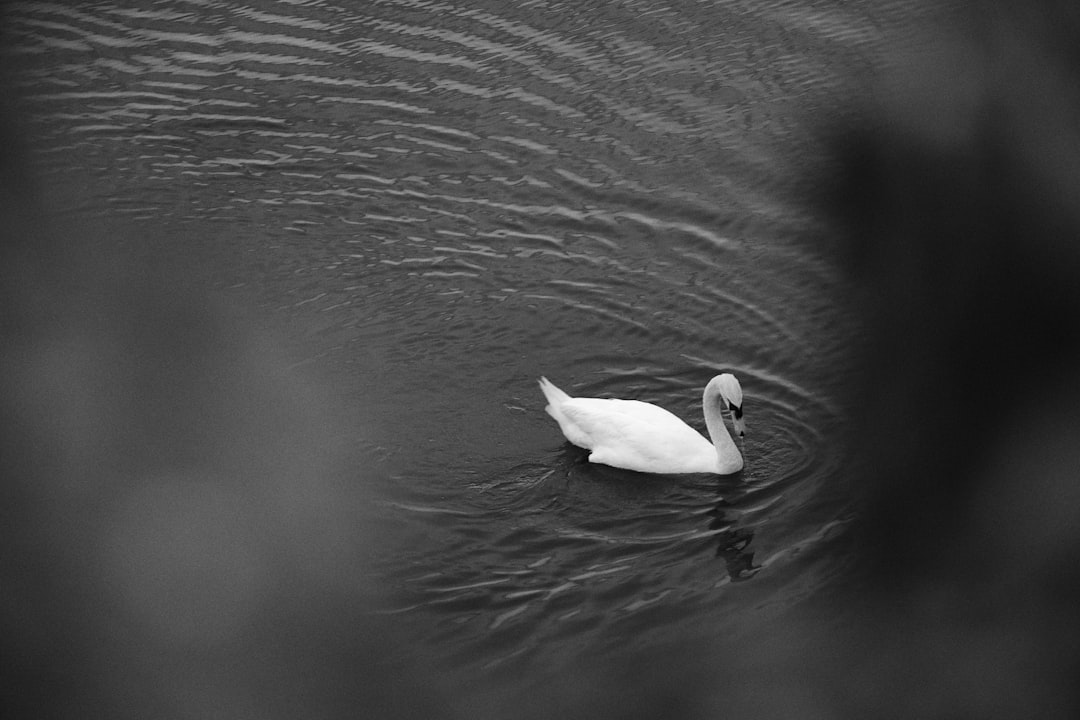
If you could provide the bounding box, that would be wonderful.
[5,0,932,694]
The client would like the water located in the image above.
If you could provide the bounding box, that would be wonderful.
[5,0,915,693]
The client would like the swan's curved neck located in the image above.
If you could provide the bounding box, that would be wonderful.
[702,385,740,471]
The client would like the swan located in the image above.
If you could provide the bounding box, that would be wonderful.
[538,373,745,475]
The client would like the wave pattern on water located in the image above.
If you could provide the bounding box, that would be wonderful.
[5,0,890,682]
[370,355,851,672]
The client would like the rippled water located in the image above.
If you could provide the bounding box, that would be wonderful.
[5,0,914,686]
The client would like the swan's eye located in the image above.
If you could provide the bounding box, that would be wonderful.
[731,404,743,419]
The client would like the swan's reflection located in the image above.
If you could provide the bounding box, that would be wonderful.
[709,479,760,582]
[555,447,759,581]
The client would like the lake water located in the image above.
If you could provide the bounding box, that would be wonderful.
[4,0,927,699]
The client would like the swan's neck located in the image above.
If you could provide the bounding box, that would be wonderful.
[702,386,741,472]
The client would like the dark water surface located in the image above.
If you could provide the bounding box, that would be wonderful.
[5,0,925,689]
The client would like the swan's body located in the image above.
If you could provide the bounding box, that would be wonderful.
[538,374,745,475]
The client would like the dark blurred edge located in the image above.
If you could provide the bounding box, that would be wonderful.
[0,1,457,717]
[5,0,1080,718]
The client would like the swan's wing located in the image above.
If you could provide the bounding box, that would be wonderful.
[559,398,675,436]
[560,398,713,471]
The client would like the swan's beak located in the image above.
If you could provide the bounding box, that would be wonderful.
[731,404,745,438]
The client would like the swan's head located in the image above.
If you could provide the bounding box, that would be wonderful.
[711,373,745,437]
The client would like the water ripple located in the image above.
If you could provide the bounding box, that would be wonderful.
[6,0,880,682]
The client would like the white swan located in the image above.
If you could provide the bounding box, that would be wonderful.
[538,373,745,475]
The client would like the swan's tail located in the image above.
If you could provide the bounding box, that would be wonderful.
[538,376,572,409]
[539,377,591,450]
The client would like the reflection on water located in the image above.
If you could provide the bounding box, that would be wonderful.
[376,365,847,673]
[709,493,760,582]
[0,0,936,715]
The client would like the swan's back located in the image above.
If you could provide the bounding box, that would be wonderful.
[538,377,719,474]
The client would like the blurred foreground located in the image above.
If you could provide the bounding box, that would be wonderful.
[4,1,1080,717]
